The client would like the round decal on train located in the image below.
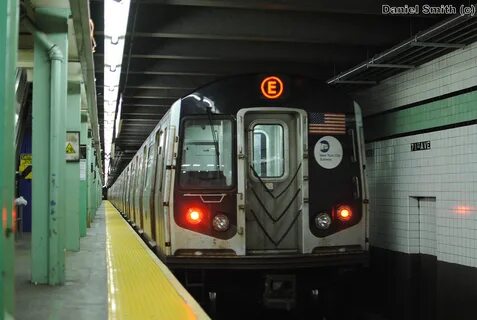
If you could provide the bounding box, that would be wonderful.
[314,136,343,169]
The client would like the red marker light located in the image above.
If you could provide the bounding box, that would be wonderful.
[337,205,352,222]
[186,207,204,225]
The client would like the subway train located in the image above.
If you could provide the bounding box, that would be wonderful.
[108,74,369,312]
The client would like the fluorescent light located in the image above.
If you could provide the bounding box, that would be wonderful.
[115,95,123,138]
[104,0,131,182]
[103,86,119,104]
[104,38,125,68]
[103,66,121,89]
[104,0,131,44]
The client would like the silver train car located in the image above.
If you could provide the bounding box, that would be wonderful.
[108,74,369,311]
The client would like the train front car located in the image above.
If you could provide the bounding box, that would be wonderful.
[166,75,369,310]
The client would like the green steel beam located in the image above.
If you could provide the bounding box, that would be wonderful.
[365,90,477,141]
[69,0,103,178]
[30,7,69,285]
[65,82,81,251]
[79,112,88,237]
[0,0,18,317]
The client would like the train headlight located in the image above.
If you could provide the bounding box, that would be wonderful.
[212,214,229,231]
[315,213,331,229]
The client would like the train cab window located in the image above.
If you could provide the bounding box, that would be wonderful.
[180,118,233,188]
[252,124,285,178]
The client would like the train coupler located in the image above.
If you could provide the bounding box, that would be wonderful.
[263,274,296,311]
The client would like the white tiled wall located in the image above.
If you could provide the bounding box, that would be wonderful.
[366,125,477,268]
[353,41,477,115]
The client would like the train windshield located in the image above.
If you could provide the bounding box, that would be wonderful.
[179,118,234,188]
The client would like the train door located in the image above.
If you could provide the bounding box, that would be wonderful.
[153,128,168,249]
[139,146,148,230]
[124,167,130,218]
[130,158,137,223]
[134,154,142,227]
[238,108,306,254]
[143,141,157,242]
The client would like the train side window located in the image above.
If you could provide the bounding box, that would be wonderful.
[252,124,285,178]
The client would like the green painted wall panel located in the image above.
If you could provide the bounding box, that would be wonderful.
[365,90,477,141]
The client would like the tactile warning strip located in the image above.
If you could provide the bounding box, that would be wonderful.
[104,201,209,320]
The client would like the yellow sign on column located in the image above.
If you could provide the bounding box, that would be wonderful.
[66,131,80,161]
[66,142,76,154]
[19,153,32,179]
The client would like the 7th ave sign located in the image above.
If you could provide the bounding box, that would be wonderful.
[411,141,431,152]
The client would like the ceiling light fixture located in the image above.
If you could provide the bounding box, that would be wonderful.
[103,0,131,185]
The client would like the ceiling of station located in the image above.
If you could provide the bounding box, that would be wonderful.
[90,0,472,185]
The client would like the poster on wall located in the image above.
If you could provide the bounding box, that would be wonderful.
[80,160,86,181]
[66,131,80,162]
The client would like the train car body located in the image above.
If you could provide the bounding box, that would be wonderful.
[109,74,369,311]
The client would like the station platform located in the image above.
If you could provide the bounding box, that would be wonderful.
[15,201,209,320]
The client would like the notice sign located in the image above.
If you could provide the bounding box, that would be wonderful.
[80,159,86,181]
[411,140,431,152]
[66,131,80,162]
[80,144,87,160]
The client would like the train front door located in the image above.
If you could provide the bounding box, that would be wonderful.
[237,108,306,254]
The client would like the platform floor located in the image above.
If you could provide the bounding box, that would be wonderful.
[15,201,208,320]
[15,210,108,320]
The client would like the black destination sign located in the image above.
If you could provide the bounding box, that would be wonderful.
[411,141,431,151]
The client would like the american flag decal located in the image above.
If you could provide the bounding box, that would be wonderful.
[309,112,346,135]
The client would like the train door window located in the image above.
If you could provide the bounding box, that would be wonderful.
[158,129,167,192]
[145,144,156,190]
[251,123,286,178]
[142,146,149,187]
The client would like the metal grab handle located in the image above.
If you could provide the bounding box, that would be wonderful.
[349,129,357,163]
[183,193,226,203]
[353,176,360,199]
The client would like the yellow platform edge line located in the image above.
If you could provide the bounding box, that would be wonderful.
[104,201,210,320]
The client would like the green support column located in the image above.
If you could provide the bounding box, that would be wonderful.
[0,0,18,317]
[97,169,101,208]
[31,7,69,285]
[79,113,88,237]
[87,136,93,226]
[65,83,81,251]
[93,165,98,214]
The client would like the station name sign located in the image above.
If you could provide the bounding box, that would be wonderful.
[411,140,431,152]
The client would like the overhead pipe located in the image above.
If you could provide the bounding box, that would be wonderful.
[327,13,472,84]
